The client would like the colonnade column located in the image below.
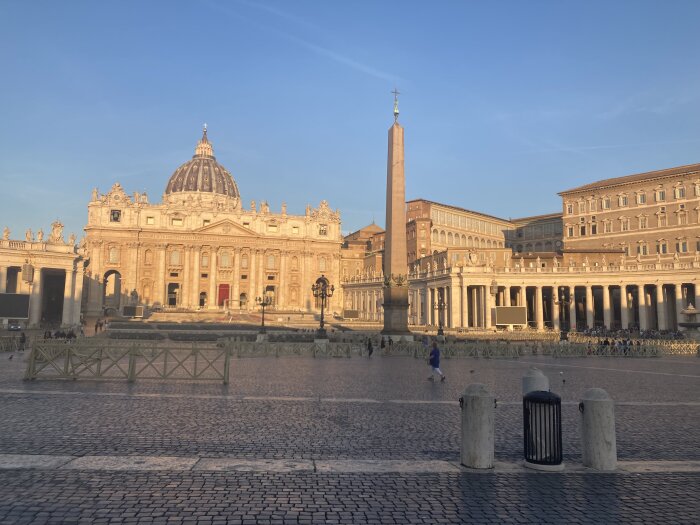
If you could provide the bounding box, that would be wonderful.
[568,286,576,331]
[0,266,6,293]
[484,286,492,329]
[518,286,525,307]
[461,284,469,329]
[551,287,560,331]
[675,284,684,331]
[656,283,667,331]
[181,246,191,308]
[695,281,700,310]
[72,269,84,326]
[232,249,241,309]
[471,287,479,328]
[603,285,611,329]
[535,286,544,331]
[639,285,648,330]
[28,269,42,326]
[61,269,75,326]
[450,285,460,329]
[585,286,594,329]
[157,245,167,306]
[208,249,218,309]
[620,285,629,330]
[503,286,511,307]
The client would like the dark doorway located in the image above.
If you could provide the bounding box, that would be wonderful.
[167,283,180,306]
[41,270,66,324]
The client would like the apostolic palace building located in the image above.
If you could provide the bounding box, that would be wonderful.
[1,120,700,334]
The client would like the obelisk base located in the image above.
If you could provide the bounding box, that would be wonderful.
[382,286,412,338]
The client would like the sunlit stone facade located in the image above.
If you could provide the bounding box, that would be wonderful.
[83,130,342,316]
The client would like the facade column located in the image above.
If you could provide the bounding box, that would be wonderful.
[159,245,168,306]
[278,252,286,308]
[61,269,75,326]
[535,286,544,330]
[694,281,700,310]
[518,286,525,307]
[568,286,576,331]
[191,246,200,308]
[674,284,684,331]
[249,250,257,303]
[656,283,667,331]
[603,285,611,329]
[551,287,560,331]
[503,286,511,307]
[0,266,6,293]
[639,285,649,330]
[461,284,468,328]
[208,249,218,309]
[585,286,594,329]
[471,287,478,328]
[620,285,629,330]
[232,249,241,309]
[29,269,42,326]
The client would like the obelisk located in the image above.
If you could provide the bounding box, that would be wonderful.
[382,90,411,337]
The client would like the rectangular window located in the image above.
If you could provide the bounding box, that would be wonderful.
[658,215,667,227]
[621,220,630,232]
[169,272,179,278]
[656,190,666,202]
[319,224,328,236]
[657,243,668,254]
[172,218,183,226]
[243,222,250,227]
[578,202,585,214]
[292,226,299,234]
[579,226,586,236]
[591,224,597,235]
[201,273,208,278]
[619,195,628,207]
[639,217,647,229]
[267,275,275,281]
[267,224,278,232]
[637,193,646,204]
[676,241,688,253]
[146,216,155,225]
[675,187,686,199]
[567,226,574,237]
[589,200,597,212]
[203,219,210,226]
[110,210,121,222]
[602,198,611,210]
[241,274,247,280]
[566,204,574,215]
[604,222,612,233]
[679,214,688,225]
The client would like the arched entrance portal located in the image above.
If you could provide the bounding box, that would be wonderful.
[199,292,207,308]
[239,293,248,309]
[265,285,276,306]
[103,270,122,311]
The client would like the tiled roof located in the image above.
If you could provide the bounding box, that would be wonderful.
[559,163,700,195]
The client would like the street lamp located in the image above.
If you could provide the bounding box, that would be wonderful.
[311,275,334,338]
[553,287,570,332]
[434,290,446,336]
[255,294,272,334]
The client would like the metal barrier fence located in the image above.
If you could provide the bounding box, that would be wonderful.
[24,337,674,382]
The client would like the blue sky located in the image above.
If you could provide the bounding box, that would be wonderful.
[1,1,700,240]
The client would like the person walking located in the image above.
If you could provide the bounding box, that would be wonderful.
[367,338,374,358]
[19,332,26,352]
[428,341,445,382]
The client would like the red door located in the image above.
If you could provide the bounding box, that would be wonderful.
[218,284,230,307]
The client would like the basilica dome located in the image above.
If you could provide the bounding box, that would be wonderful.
[165,128,240,200]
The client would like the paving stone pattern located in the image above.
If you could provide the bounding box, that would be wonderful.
[1,353,699,523]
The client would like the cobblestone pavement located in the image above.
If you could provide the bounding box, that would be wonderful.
[0,353,699,523]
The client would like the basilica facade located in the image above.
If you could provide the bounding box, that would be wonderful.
[83,129,343,316]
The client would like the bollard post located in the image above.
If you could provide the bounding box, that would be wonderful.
[522,366,549,395]
[579,388,617,470]
[459,383,495,469]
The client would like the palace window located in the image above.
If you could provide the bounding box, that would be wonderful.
[678,213,688,225]
[241,255,248,269]
[566,226,574,238]
[110,210,121,223]
[589,200,597,212]
[590,222,597,235]
[601,197,611,210]
[676,240,688,253]
[144,250,153,265]
[172,218,183,226]
[220,252,231,268]
[639,217,648,229]
[319,224,328,236]
[292,226,299,235]
[655,189,666,202]
[656,241,668,254]
[618,195,629,207]
[201,253,209,268]
[620,218,630,231]
[577,201,585,214]
[604,221,613,233]
[108,246,119,264]
[319,257,327,272]
[170,250,180,265]
[267,255,276,269]
[146,216,155,225]
[695,184,700,197]
[636,193,646,205]
[658,214,667,227]
[580,225,586,236]
[637,243,648,256]
[203,219,210,226]
[267,224,278,233]
[674,186,686,199]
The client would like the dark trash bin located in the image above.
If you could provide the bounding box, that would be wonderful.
[523,390,562,468]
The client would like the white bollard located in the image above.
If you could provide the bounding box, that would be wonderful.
[579,388,617,471]
[460,383,495,469]
[522,366,550,395]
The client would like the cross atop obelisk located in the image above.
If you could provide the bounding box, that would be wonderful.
[382,90,411,337]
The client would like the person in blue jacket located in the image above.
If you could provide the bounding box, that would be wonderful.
[428,341,445,382]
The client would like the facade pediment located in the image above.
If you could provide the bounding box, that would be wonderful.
[195,220,259,237]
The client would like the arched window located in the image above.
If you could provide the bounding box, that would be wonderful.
[170,250,180,265]
[220,251,231,268]
[440,231,446,244]
[432,229,438,242]
[448,232,453,245]
[144,249,153,265]
[461,234,466,246]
